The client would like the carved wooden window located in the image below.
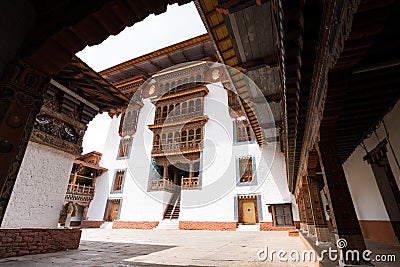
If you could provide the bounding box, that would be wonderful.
[196,128,201,141]
[162,106,168,119]
[161,133,166,145]
[188,100,195,113]
[239,157,253,183]
[169,104,174,117]
[174,132,180,143]
[154,134,160,148]
[167,133,173,144]
[236,121,252,142]
[181,131,187,143]
[155,107,161,123]
[118,137,132,158]
[113,170,125,191]
[195,99,202,111]
[175,104,180,115]
[182,102,187,114]
[188,129,195,141]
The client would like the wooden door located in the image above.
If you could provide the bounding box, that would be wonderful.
[242,201,256,224]
[111,202,120,221]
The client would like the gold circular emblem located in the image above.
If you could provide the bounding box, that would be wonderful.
[212,69,220,80]
[149,85,155,95]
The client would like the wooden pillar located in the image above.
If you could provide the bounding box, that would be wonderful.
[82,205,89,220]
[0,61,49,226]
[301,183,315,235]
[297,194,308,232]
[307,176,330,244]
[163,163,168,180]
[317,140,368,264]
[173,169,178,184]
[189,162,194,179]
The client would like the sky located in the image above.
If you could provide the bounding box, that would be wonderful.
[81,3,207,154]
[77,3,207,72]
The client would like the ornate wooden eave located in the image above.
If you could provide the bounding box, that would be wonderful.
[54,56,129,112]
[73,159,108,172]
[100,34,212,77]
[196,0,280,146]
[151,86,209,103]
[292,0,398,193]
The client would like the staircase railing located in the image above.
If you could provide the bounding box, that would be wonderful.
[163,188,181,220]
[169,194,181,220]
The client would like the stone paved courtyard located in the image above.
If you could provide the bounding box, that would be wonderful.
[0,229,311,266]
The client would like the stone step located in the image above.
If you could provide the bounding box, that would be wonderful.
[100,221,113,229]
[236,223,260,231]
[155,219,180,230]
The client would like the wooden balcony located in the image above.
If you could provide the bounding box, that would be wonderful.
[152,141,202,155]
[154,110,203,124]
[65,183,94,203]
[149,179,175,192]
[181,177,199,190]
[67,183,94,195]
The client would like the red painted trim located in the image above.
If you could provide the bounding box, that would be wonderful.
[179,221,238,231]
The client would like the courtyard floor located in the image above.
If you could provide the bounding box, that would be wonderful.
[0,229,310,266]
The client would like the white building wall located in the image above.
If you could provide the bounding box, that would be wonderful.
[180,83,296,223]
[87,115,121,221]
[2,141,74,228]
[87,82,298,225]
[343,99,400,221]
[87,97,169,222]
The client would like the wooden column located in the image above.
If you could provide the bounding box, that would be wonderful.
[317,140,368,263]
[163,163,168,180]
[301,183,315,235]
[307,176,330,243]
[82,205,89,220]
[173,169,178,184]
[0,61,49,226]
[189,162,194,179]
[297,194,308,232]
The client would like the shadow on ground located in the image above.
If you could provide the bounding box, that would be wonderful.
[0,241,205,267]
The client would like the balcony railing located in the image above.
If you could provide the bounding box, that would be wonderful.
[152,141,202,154]
[181,177,199,190]
[154,110,203,124]
[67,183,94,196]
[150,179,175,192]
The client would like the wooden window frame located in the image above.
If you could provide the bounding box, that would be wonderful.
[239,157,253,183]
[112,170,125,192]
[117,137,132,159]
[272,204,294,227]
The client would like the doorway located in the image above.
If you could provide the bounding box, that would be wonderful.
[238,195,258,224]
[105,199,121,221]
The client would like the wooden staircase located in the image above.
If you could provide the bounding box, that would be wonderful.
[163,190,181,220]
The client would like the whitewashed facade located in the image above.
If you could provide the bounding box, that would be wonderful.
[87,68,299,230]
